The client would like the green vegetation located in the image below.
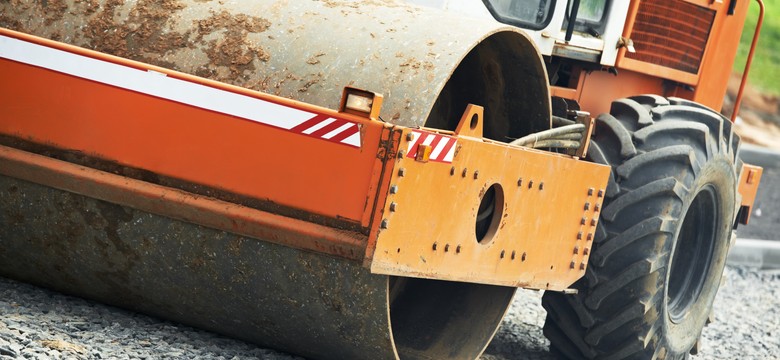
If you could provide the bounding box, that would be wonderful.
[734,0,780,95]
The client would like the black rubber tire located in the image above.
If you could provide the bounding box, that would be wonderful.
[541,96,740,359]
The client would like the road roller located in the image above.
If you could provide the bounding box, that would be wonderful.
[0,0,765,359]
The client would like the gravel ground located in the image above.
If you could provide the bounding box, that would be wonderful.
[1,266,778,359]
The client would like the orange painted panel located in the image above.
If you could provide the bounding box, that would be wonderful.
[0,30,390,225]
[577,68,667,116]
[0,145,367,260]
[693,0,750,111]
[368,127,611,290]
[614,0,750,112]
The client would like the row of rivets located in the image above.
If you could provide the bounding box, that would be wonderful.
[515,178,545,190]
[432,242,462,254]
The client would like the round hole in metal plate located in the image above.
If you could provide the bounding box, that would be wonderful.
[476,183,504,245]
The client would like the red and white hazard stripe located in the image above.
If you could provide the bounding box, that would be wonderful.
[0,34,361,148]
[406,130,457,163]
[288,114,361,146]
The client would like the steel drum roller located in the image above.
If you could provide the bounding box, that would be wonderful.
[0,1,552,358]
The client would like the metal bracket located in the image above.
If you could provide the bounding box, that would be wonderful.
[568,110,594,159]
[617,36,636,53]
[454,104,484,139]
[737,164,763,225]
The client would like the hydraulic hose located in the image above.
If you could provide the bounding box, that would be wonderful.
[510,124,585,147]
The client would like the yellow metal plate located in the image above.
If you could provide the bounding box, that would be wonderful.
[369,128,610,290]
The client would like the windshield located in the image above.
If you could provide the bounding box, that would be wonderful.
[570,0,607,22]
[564,0,610,36]
[483,0,556,30]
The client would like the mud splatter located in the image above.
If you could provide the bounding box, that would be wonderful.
[320,0,359,9]
[84,0,189,69]
[40,0,68,25]
[306,52,325,65]
[298,72,323,93]
[0,14,24,32]
[195,10,272,83]
[196,10,271,34]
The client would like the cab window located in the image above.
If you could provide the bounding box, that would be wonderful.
[575,0,608,22]
[482,0,556,30]
[565,0,610,36]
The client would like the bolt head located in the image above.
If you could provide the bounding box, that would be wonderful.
[406,133,414,141]
[398,168,406,177]
[380,219,389,229]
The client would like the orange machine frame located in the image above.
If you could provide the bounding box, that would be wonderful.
[552,0,752,117]
[0,28,612,290]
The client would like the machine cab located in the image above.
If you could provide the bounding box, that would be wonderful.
[481,0,630,66]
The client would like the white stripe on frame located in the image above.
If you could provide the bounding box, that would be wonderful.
[0,35,317,130]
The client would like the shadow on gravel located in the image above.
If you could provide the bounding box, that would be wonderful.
[481,289,556,360]
[483,323,555,360]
